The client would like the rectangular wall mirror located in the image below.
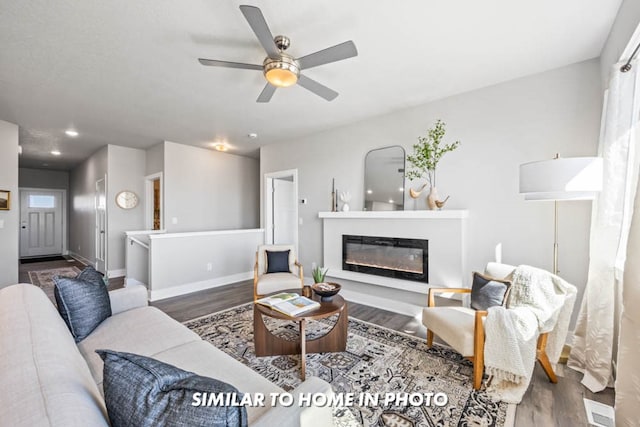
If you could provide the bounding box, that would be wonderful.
[364,146,405,211]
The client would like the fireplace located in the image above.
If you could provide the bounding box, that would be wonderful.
[342,235,428,283]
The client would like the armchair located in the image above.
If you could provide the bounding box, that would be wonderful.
[254,244,304,300]
[422,262,558,390]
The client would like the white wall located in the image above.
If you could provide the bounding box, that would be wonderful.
[600,0,640,86]
[163,141,259,232]
[107,145,146,274]
[69,146,107,265]
[146,142,164,176]
[0,120,19,287]
[261,59,602,327]
[19,168,69,190]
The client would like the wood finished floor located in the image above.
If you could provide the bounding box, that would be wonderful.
[20,259,615,426]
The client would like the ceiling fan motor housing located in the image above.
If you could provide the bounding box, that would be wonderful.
[274,35,290,51]
[263,53,300,87]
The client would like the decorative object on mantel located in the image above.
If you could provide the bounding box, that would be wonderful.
[331,178,337,212]
[311,265,328,284]
[408,183,427,199]
[339,191,351,211]
[311,282,341,301]
[406,120,460,210]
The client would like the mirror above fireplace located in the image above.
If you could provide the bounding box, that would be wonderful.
[364,146,405,211]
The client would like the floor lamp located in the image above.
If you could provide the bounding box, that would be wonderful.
[519,155,603,275]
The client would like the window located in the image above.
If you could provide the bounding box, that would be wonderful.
[28,195,55,209]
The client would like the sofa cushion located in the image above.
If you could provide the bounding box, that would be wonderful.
[422,306,477,356]
[255,272,302,296]
[98,350,248,427]
[54,275,112,342]
[78,306,201,388]
[266,250,291,273]
[470,272,511,311]
[152,340,283,424]
[0,284,108,426]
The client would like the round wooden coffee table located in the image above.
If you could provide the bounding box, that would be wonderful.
[253,290,348,380]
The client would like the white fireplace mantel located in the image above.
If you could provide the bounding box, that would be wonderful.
[318,210,469,219]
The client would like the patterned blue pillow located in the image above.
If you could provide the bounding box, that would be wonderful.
[53,275,112,343]
[97,350,248,427]
[77,265,106,286]
[266,250,291,273]
[470,272,511,311]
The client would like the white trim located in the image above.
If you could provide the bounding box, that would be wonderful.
[327,271,429,294]
[339,287,423,317]
[149,271,253,301]
[68,251,93,267]
[263,169,299,254]
[108,268,126,278]
[144,172,163,230]
[318,210,469,219]
[148,228,264,239]
[18,187,68,256]
[125,229,166,236]
[95,176,108,274]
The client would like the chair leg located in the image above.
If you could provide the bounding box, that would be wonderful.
[536,333,558,383]
[427,330,434,347]
[473,357,483,390]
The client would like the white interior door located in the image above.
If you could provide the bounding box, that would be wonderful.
[95,178,107,274]
[273,178,295,245]
[20,190,63,257]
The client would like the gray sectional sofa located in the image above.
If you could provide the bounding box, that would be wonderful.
[0,283,334,426]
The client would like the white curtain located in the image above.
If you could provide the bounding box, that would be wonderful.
[568,62,640,392]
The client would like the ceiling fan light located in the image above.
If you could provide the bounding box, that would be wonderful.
[263,55,299,88]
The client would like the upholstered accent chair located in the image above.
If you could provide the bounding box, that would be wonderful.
[253,244,304,300]
[422,262,558,390]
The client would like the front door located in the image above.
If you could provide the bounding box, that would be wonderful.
[95,178,107,274]
[19,190,63,257]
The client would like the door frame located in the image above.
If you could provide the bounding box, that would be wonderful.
[144,172,164,230]
[263,169,298,254]
[18,187,68,256]
[95,176,108,275]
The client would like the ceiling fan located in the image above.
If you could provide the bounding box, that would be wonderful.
[198,5,358,102]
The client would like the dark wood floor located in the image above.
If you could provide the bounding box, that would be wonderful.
[21,259,615,426]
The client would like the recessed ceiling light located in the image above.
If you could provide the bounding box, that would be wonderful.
[248,133,258,139]
[366,189,373,194]
[18,145,22,155]
[398,187,404,192]
[212,142,229,152]
[51,150,61,156]
[65,129,79,137]
[388,199,394,204]
[42,163,49,167]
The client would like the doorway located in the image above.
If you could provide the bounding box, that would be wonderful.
[145,173,163,230]
[95,177,107,274]
[264,169,298,251]
[19,189,65,258]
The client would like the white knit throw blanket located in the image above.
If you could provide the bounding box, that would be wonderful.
[483,265,577,403]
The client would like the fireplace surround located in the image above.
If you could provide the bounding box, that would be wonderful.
[342,235,428,283]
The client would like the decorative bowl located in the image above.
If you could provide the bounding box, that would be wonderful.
[311,282,341,302]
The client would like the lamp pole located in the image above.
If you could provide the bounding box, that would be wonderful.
[553,199,559,275]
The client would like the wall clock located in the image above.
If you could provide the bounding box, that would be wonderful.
[115,190,139,209]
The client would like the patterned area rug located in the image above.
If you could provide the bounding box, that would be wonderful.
[28,266,81,304]
[184,303,512,427]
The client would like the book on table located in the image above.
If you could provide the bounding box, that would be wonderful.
[255,292,321,316]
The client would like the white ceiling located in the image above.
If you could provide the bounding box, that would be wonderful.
[0,0,621,170]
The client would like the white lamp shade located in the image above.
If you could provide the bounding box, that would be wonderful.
[519,157,603,201]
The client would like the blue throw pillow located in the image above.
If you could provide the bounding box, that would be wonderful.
[97,350,248,427]
[266,250,291,274]
[53,275,112,343]
[470,272,511,311]
[77,265,106,286]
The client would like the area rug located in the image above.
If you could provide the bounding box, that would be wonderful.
[28,266,81,304]
[184,303,513,427]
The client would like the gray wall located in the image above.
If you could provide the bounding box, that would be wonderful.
[19,168,69,190]
[0,120,19,287]
[600,0,640,86]
[69,146,107,264]
[107,145,146,273]
[146,142,164,176]
[163,141,259,232]
[261,59,602,327]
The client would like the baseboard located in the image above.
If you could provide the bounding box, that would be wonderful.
[149,271,253,302]
[108,269,126,278]
[68,252,93,267]
[339,288,423,318]
[125,278,146,288]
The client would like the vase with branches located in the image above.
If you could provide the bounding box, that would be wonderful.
[406,120,460,209]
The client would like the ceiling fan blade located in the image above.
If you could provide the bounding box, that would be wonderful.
[198,58,262,70]
[257,83,276,103]
[297,41,358,70]
[239,5,279,57]
[297,74,338,101]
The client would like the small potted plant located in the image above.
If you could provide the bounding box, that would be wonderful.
[406,119,460,210]
[312,266,328,284]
